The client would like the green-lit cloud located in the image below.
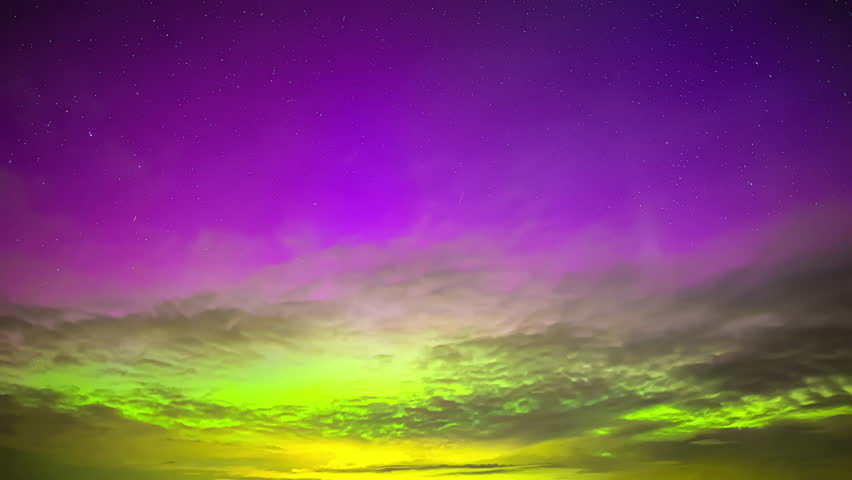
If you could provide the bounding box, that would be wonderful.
[2,243,852,479]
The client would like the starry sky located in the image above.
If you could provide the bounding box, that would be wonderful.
[2,1,852,479]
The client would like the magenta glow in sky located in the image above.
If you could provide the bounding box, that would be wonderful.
[3,1,850,306]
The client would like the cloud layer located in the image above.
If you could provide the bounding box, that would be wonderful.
[2,236,852,479]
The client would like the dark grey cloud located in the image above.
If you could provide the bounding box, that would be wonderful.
[314,463,515,473]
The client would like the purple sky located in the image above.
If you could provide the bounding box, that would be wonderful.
[2,1,851,307]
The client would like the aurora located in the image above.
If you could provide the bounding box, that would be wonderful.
[3,1,852,479]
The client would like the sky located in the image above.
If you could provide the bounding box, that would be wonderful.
[2,1,852,479]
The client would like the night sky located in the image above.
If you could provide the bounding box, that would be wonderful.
[2,1,852,479]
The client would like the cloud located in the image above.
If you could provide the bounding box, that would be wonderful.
[314,463,513,473]
[1,230,852,478]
